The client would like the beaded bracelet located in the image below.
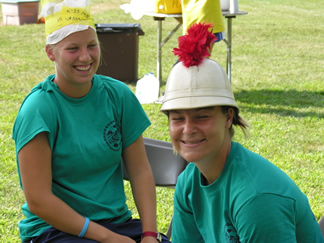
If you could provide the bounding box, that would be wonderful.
[78,217,90,237]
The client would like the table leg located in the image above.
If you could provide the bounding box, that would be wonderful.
[155,18,182,97]
[161,22,182,47]
[226,17,233,83]
[157,19,162,89]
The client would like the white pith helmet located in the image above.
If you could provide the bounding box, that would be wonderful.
[160,58,238,111]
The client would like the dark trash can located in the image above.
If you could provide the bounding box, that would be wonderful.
[95,23,144,83]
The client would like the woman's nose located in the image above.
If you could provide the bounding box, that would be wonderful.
[79,48,91,62]
[183,119,197,134]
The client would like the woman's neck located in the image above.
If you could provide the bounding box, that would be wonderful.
[195,139,232,185]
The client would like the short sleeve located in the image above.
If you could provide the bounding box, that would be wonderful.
[234,194,297,243]
[12,90,58,153]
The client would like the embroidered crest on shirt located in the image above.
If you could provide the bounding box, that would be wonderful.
[224,223,240,243]
[103,121,121,151]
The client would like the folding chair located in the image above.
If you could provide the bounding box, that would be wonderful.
[319,216,324,237]
[123,137,188,239]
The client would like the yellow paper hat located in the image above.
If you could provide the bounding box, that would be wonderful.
[40,0,96,44]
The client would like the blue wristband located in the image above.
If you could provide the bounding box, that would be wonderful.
[78,217,90,237]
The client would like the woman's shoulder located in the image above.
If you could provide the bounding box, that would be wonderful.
[230,142,303,200]
[94,74,131,91]
[93,74,136,103]
[19,75,57,112]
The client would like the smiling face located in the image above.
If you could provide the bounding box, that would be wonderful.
[168,106,233,164]
[45,27,100,98]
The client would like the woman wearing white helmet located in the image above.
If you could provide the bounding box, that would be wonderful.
[161,23,324,243]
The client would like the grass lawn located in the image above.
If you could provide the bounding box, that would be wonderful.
[0,0,323,241]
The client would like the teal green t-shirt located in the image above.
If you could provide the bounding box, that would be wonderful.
[172,142,324,243]
[12,74,151,242]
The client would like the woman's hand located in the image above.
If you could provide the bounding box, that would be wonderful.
[100,233,136,243]
[141,236,161,243]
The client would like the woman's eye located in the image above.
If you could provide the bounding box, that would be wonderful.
[171,117,183,121]
[197,115,208,119]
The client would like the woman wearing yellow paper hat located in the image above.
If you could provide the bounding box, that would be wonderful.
[161,23,324,243]
[12,1,170,242]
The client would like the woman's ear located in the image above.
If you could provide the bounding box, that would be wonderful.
[225,108,234,129]
[45,44,55,61]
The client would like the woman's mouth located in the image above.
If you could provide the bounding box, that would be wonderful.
[182,139,205,145]
[75,64,91,71]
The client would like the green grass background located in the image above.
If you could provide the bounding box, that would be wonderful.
[0,0,323,241]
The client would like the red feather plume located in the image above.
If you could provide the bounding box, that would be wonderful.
[173,22,217,68]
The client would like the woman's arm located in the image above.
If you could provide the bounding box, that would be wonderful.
[122,135,159,243]
[19,132,135,243]
[235,194,298,243]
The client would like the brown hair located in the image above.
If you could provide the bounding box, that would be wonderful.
[221,106,250,139]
